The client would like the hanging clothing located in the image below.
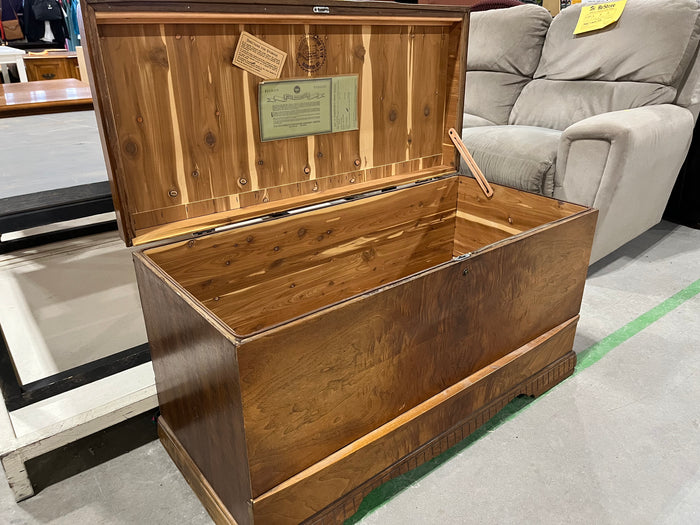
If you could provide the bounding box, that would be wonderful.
[23,0,67,43]
[1,0,23,22]
[64,0,80,51]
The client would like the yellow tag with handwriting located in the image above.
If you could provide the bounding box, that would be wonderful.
[574,0,627,35]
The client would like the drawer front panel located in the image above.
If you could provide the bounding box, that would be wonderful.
[25,58,78,81]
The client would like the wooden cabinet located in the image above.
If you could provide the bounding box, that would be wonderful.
[82,1,597,523]
[24,52,80,82]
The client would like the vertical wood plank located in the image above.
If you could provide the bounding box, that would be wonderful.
[80,2,134,242]
[441,16,469,170]
[369,26,410,166]
[410,26,447,159]
[100,24,182,213]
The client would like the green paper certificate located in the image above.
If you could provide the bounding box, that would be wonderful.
[258,75,358,142]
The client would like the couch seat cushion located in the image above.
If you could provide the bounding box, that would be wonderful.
[461,126,561,196]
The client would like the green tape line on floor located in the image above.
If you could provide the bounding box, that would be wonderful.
[345,277,700,524]
[576,277,700,373]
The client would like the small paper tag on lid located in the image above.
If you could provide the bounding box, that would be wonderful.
[574,0,627,35]
[233,31,287,79]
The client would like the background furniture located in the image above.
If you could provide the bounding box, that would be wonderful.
[23,50,80,81]
[461,0,700,263]
[0,78,92,117]
[0,46,27,83]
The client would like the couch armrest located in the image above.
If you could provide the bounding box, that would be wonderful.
[554,105,694,262]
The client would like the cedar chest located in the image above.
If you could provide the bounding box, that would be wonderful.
[81,1,597,523]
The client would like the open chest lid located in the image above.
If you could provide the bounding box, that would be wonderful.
[81,0,470,246]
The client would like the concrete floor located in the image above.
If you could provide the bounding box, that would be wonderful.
[0,220,698,524]
[0,112,105,199]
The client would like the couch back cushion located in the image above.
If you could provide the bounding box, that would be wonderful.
[465,4,551,125]
[510,0,700,130]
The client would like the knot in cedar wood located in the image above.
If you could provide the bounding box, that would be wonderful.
[148,46,169,68]
[124,141,138,156]
[204,131,217,147]
[354,45,366,61]
[361,248,376,262]
[388,109,398,122]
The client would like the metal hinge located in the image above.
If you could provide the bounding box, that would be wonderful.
[453,252,472,262]
[313,6,330,14]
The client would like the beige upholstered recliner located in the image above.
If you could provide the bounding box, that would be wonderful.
[461,0,700,263]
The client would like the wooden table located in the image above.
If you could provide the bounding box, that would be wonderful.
[0,79,93,118]
[0,46,28,83]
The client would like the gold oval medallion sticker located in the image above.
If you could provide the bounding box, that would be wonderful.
[296,34,326,72]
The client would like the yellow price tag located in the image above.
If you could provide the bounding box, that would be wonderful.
[574,0,627,35]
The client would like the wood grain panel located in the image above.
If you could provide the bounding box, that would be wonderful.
[147,178,458,334]
[81,2,135,242]
[131,165,453,244]
[99,24,183,212]
[312,25,364,178]
[454,178,587,255]
[252,319,579,524]
[90,15,467,244]
[133,255,252,525]
[246,24,309,190]
[369,26,409,166]
[96,13,464,26]
[441,14,468,171]
[408,26,448,160]
[163,23,248,200]
[236,207,596,496]
[206,212,455,334]
[86,0,467,18]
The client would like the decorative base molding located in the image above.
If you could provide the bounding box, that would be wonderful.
[304,351,576,524]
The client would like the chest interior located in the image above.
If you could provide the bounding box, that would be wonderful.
[144,176,585,337]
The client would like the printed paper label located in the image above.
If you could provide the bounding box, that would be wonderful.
[233,31,287,79]
[258,75,358,142]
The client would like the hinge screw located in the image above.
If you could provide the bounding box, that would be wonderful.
[463,268,469,276]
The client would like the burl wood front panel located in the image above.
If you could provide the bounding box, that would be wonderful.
[236,205,595,497]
